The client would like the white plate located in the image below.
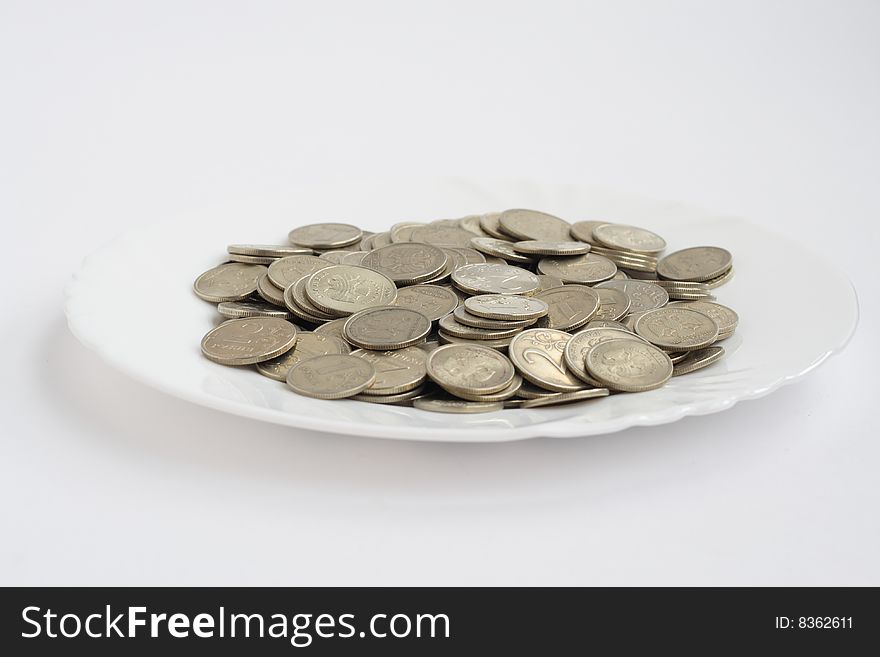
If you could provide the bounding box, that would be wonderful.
[64,178,858,442]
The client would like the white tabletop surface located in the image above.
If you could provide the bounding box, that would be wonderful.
[2,1,877,585]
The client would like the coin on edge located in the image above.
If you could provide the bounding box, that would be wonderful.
[201,317,298,365]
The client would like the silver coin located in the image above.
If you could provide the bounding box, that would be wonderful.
[591,223,666,254]
[672,346,725,376]
[453,306,535,330]
[498,209,571,241]
[413,395,503,414]
[569,220,607,244]
[410,224,477,247]
[443,374,523,402]
[458,214,490,236]
[536,275,565,291]
[351,346,428,395]
[267,255,331,289]
[392,284,459,321]
[512,240,592,256]
[657,246,733,282]
[564,327,648,385]
[438,331,514,351]
[360,242,448,285]
[508,329,584,392]
[194,262,267,303]
[288,277,337,321]
[256,273,286,307]
[634,307,719,351]
[438,313,523,340]
[217,300,292,320]
[594,287,631,321]
[675,300,739,336]
[318,250,356,264]
[478,212,510,240]
[288,223,363,249]
[452,263,540,296]
[451,246,487,265]
[585,338,673,392]
[305,265,398,316]
[585,319,632,331]
[313,317,349,341]
[520,388,610,408]
[469,237,534,264]
[255,331,349,381]
[343,306,432,350]
[227,253,278,265]
[515,381,561,399]
[390,222,427,243]
[537,253,617,284]
[201,317,298,365]
[533,285,600,332]
[426,344,515,395]
[286,354,376,399]
[228,244,313,258]
[595,279,669,313]
[464,294,549,321]
[351,383,429,405]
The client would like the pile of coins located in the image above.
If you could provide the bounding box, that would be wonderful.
[194,210,737,413]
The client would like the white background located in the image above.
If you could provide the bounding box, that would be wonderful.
[1,0,878,585]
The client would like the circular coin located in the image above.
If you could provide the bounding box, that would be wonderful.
[508,329,584,392]
[201,317,298,365]
[594,287,631,321]
[255,332,349,381]
[585,338,673,392]
[478,212,509,239]
[569,220,607,244]
[634,307,720,351]
[392,284,459,321]
[452,263,540,296]
[675,300,739,337]
[193,262,267,302]
[410,224,477,247]
[438,314,523,340]
[360,242,448,285]
[426,344,515,395]
[286,354,376,399]
[498,209,571,241]
[591,223,666,254]
[533,285,600,331]
[413,395,503,414]
[267,255,332,289]
[469,237,534,264]
[512,241,592,256]
[444,374,523,402]
[256,273,286,307]
[228,244,312,258]
[288,223,363,249]
[351,347,428,395]
[453,306,535,329]
[519,388,611,408]
[305,265,397,316]
[671,346,725,376]
[313,317,348,340]
[217,300,292,320]
[564,328,648,385]
[464,294,549,321]
[343,306,432,350]
[657,246,733,282]
[537,253,617,284]
[595,279,669,313]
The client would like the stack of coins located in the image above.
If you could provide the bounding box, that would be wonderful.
[194,210,738,412]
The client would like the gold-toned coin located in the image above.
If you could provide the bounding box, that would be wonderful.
[508,329,584,392]
[671,346,725,376]
[201,317,297,365]
[520,388,610,408]
[537,253,617,284]
[392,284,459,321]
[594,287,631,321]
[255,331,349,381]
[217,300,292,320]
[351,347,427,395]
[657,246,733,282]
[533,285,600,332]
[286,354,376,399]
[452,263,540,296]
[413,395,504,414]
[591,223,666,254]
[499,209,571,241]
[426,344,515,395]
[512,241,592,256]
[194,262,267,302]
[634,307,719,351]
[288,223,363,249]
[305,265,398,316]
[267,255,331,289]
[585,338,673,392]
[228,244,313,258]
[438,314,523,340]
[343,306,432,350]
[256,273,286,307]
[360,242,448,285]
